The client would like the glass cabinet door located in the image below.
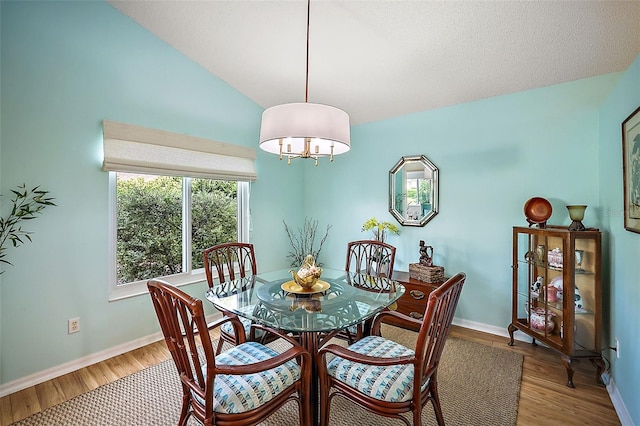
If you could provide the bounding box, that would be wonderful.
[529,231,564,349]
[572,234,600,355]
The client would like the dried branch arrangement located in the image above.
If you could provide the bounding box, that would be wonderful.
[283,217,332,267]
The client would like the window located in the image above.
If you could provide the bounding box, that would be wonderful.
[109,172,249,300]
[406,176,431,206]
[102,120,256,300]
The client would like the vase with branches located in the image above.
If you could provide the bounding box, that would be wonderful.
[283,218,332,267]
[0,184,56,271]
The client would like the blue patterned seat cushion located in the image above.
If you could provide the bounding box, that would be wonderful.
[220,316,256,337]
[193,341,302,414]
[220,307,265,340]
[326,335,426,402]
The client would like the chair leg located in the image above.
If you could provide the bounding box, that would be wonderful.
[413,406,423,426]
[357,323,366,340]
[429,375,445,426]
[318,371,331,426]
[300,392,312,426]
[319,392,331,426]
[346,329,355,345]
[178,394,191,426]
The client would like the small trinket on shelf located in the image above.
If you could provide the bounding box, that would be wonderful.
[535,244,546,265]
[419,240,433,266]
[410,240,444,283]
[531,276,543,298]
[547,247,563,268]
[545,285,558,302]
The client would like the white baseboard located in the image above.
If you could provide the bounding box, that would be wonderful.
[452,317,532,344]
[0,332,164,398]
[606,377,633,426]
[0,312,222,398]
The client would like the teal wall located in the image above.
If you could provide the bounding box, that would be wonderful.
[310,74,620,324]
[598,54,640,424]
[1,1,637,422]
[0,1,302,384]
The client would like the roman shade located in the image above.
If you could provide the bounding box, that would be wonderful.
[102,120,257,181]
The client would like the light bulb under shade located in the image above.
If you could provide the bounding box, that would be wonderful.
[259,103,351,156]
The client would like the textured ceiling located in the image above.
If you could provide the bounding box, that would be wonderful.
[109,1,640,125]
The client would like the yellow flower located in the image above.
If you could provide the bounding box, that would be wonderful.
[361,217,400,242]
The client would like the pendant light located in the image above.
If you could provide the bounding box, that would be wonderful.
[258,0,351,166]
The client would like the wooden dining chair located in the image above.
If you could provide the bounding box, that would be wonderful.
[147,280,312,426]
[203,242,261,353]
[317,272,466,426]
[341,239,397,342]
[346,239,396,278]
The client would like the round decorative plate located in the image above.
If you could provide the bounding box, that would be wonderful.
[281,280,330,295]
[523,197,552,225]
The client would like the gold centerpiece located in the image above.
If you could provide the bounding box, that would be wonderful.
[290,254,323,290]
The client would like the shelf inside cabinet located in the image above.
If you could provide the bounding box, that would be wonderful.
[515,318,563,342]
[517,259,595,275]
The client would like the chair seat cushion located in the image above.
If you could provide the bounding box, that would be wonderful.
[220,316,255,337]
[326,335,424,403]
[194,341,301,414]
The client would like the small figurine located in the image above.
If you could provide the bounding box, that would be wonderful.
[419,240,433,267]
[574,287,583,310]
[531,276,543,297]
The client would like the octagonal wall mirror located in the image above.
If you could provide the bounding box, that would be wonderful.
[389,155,439,227]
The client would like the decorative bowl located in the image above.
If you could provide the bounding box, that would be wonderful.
[529,306,556,333]
[524,197,552,227]
[290,254,322,290]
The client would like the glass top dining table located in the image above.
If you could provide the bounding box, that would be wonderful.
[204,267,405,425]
[204,267,405,334]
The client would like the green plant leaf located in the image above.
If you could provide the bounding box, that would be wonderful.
[0,184,55,270]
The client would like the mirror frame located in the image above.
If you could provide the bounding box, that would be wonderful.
[388,155,439,227]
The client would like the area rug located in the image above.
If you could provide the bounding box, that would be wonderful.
[12,326,522,425]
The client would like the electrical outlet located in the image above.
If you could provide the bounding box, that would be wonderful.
[68,318,80,334]
[616,338,620,358]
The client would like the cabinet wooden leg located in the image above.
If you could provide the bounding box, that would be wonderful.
[507,324,517,346]
[591,357,606,386]
[561,356,576,388]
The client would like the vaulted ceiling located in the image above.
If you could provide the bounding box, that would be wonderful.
[109,1,640,125]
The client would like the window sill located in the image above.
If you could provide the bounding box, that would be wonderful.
[108,271,207,302]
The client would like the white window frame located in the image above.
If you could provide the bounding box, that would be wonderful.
[108,172,250,301]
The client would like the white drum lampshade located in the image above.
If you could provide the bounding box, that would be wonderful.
[259,102,350,160]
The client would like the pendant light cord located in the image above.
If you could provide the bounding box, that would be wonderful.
[305,0,310,103]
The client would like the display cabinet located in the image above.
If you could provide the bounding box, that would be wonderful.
[508,226,604,388]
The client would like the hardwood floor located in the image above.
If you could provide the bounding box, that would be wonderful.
[0,325,620,425]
